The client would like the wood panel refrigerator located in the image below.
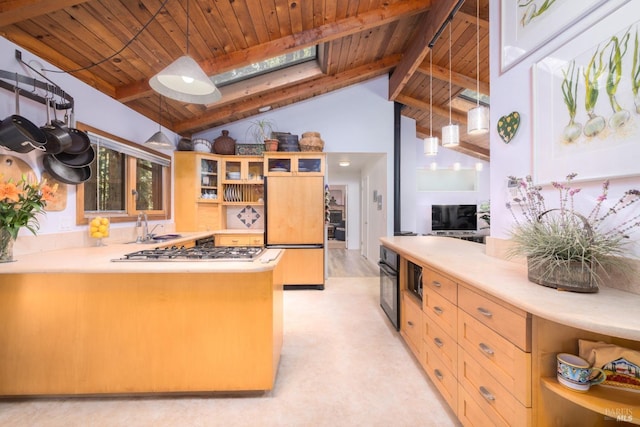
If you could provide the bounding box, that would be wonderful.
[264,176,325,289]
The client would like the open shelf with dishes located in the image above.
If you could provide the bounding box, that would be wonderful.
[222,183,264,205]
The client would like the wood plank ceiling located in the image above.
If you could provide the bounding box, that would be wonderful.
[0,0,490,160]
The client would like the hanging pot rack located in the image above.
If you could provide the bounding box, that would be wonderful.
[0,50,74,111]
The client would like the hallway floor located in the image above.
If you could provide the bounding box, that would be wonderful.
[0,251,459,427]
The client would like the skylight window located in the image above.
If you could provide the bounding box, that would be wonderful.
[211,47,317,87]
[459,89,490,106]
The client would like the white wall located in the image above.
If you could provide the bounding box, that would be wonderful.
[195,75,397,247]
[0,37,177,238]
[405,117,491,236]
[489,0,640,257]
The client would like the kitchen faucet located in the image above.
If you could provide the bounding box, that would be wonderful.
[135,212,148,243]
[135,212,162,242]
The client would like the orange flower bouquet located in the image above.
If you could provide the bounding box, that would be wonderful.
[0,174,57,261]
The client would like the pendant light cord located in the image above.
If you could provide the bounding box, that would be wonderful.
[476,0,480,107]
[448,23,452,126]
[42,0,171,74]
[429,49,433,137]
[186,0,190,55]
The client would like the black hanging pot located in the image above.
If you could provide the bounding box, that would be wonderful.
[0,88,47,153]
[54,145,95,167]
[41,100,72,154]
[43,154,91,185]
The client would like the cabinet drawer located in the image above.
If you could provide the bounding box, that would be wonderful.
[458,383,511,427]
[401,291,423,360]
[216,234,264,246]
[458,310,531,406]
[458,347,531,426]
[423,339,457,414]
[423,311,457,374]
[458,285,531,352]
[423,288,457,339]
[423,267,457,304]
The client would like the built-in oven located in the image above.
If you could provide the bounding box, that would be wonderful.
[379,245,400,330]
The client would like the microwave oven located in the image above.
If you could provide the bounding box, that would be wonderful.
[406,260,423,300]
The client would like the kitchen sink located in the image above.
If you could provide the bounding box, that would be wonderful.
[124,234,182,244]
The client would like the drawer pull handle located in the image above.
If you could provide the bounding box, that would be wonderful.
[434,369,443,381]
[407,321,414,327]
[433,306,444,315]
[479,386,496,401]
[432,280,442,288]
[434,337,444,348]
[479,342,495,356]
[477,307,493,318]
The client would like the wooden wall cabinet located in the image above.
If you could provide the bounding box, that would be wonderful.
[264,153,325,176]
[174,152,222,232]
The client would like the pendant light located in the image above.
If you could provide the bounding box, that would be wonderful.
[467,0,489,134]
[145,95,173,148]
[424,49,439,156]
[149,0,221,104]
[442,21,460,147]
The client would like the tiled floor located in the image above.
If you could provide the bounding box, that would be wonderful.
[0,252,460,427]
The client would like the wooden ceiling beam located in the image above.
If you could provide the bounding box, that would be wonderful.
[388,0,460,101]
[416,124,490,161]
[0,0,90,26]
[396,94,467,125]
[418,63,490,95]
[115,0,430,102]
[172,54,402,134]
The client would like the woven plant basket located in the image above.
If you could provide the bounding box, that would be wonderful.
[525,209,598,293]
[527,257,598,293]
[300,131,324,152]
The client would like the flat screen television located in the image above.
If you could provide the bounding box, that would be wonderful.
[431,204,478,232]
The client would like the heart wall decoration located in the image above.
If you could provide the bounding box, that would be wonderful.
[497,111,520,144]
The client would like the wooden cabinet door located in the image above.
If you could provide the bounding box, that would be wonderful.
[281,248,324,285]
[265,176,324,244]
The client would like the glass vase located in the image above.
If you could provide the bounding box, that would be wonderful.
[0,228,15,263]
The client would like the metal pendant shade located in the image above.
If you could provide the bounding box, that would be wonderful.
[424,50,438,156]
[424,136,439,156]
[149,55,221,104]
[441,124,460,147]
[145,96,173,148]
[467,0,489,135]
[467,105,490,134]
[149,0,221,105]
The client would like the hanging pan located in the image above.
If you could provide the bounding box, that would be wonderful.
[54,145,95,167]
[43,154,91,185]
[55,107,91,155]
[0,88,47,153]
[41,99,72,154]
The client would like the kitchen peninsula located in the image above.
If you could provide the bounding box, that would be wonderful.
[382,236,640,426]
[0,234,284,396]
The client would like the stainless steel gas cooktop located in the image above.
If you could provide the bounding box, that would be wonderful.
[112,246,265,262]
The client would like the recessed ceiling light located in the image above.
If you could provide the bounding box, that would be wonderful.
[339,161,350,167]
[258,106,272,113]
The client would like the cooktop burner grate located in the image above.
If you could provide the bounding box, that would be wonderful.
[112,246,265,262]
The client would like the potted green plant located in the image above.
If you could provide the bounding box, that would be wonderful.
[506,173,640,293]
[247,119,278,151]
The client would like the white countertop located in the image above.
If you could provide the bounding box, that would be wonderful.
[1,232,281,274]
[380,236,640,342]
